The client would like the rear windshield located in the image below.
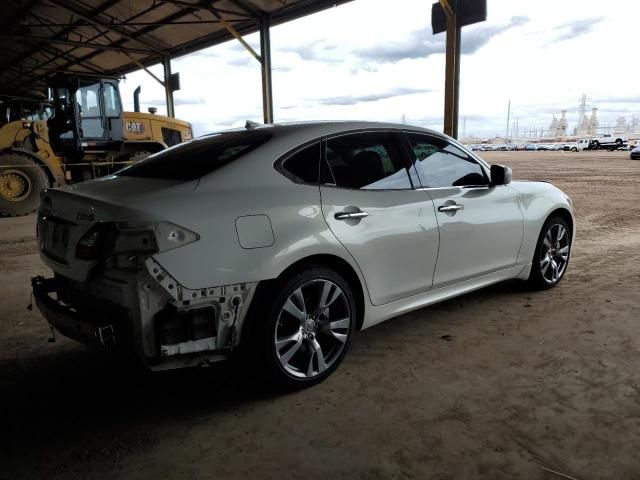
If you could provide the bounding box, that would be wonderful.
[118,130,272,180]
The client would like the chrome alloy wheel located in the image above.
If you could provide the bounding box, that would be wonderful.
[274,279,351,378]
[540,223,570,284]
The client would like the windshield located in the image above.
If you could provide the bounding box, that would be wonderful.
[118,130,272,180]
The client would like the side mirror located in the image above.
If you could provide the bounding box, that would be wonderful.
[490,164,512,186]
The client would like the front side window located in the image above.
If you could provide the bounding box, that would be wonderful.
[405,133,488,188]
[75,81,103,138]
[76,82,100,117]
[323,132,412,190]
[119,130,271,180]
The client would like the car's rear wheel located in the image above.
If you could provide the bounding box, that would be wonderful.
[244,267,356,389]
[527,216,571,289]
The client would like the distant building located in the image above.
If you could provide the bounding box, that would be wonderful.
[613,117,627,135]
[549,110,568,136]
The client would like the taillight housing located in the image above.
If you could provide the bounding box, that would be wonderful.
[75,224,115,261]
[75,222,198,261]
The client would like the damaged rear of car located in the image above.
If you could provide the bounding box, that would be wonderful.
[32,130,271,370]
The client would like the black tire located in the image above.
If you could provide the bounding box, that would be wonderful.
[241,266,357,390]
[527,216,572,290]
[591,140,600,150]
[0,153,49,217]
[571,147,578,152]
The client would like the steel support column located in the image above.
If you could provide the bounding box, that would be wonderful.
[163,56,175,118]
[259,15,274,124]
[443,13,460,138]
[452,25,461,139]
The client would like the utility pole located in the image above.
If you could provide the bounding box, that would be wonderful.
[505,99,511,144]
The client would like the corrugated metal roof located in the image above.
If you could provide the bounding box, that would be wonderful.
[0,0,353,99]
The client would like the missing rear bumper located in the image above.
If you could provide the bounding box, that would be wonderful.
[31,275,123,350]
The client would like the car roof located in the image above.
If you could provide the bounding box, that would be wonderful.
[207,120,447,141]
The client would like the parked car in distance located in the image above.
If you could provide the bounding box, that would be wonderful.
[577,139,590,151]
[525,144,537,151]
[590,134,628,151]
[563,143,579,152]
[32,121,575,389]
[631,142,640,160]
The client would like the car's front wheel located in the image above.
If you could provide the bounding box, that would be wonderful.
[527,216,572,289]
[244,267,356,389]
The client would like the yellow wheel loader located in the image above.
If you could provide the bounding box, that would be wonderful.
[0,75,192,216]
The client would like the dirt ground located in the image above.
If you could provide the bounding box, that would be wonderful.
[1,151,639,480]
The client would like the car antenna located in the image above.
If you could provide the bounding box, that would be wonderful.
[245,120,261,130]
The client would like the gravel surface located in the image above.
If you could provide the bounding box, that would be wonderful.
[1,151,639,479]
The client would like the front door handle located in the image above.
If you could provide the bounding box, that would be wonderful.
[335,211,369,220]
[438,204,463,213]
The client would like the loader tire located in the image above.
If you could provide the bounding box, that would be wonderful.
[0,153,49,216]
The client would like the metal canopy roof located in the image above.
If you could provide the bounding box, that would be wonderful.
[0,0,353,99]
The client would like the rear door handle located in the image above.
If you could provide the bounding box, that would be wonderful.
[438,204,463,213]
[335,211,369,220]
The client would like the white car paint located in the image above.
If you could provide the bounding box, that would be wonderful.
[32,121,575,373]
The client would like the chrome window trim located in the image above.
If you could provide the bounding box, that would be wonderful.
[415,185,492,192]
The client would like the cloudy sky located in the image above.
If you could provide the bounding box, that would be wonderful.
[119,0,640,138]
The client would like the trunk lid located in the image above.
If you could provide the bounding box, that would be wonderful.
[38,175,197,281]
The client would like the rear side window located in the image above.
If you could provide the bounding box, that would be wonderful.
[280,142,321,184]
[323,132,413,190]
[119,131,271,180]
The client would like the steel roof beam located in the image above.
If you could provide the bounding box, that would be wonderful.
[19,3,187,84]
[0,33,158,55]
[38,45,105,73]
[0,0,122,77]
[0,0,41,32]
[46,0,169,54]
[159,0,261,61]
[226,0,262,17]
[47,6,202,77]
[0,40,105,87]
[162,0,253,19]
[22,20,225,27]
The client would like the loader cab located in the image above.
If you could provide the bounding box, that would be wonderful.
[48,76,123,159]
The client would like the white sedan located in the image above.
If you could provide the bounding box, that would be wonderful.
[32,121,575,388]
